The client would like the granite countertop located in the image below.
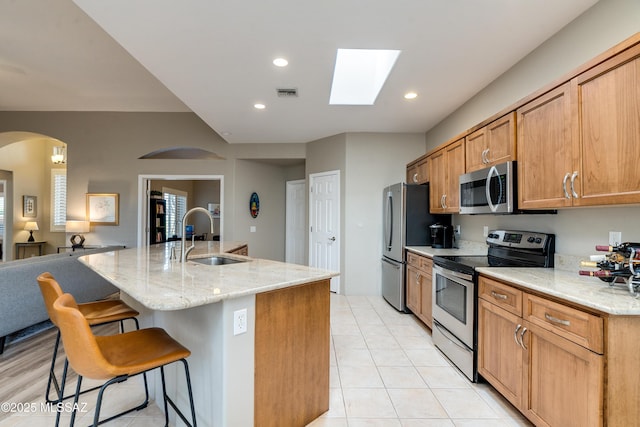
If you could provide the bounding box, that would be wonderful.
[406,242,640,315]
[478,266,640,316]
[405,240,488,258]
[78,241,338,311]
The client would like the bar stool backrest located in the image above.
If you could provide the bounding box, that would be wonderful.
[52,293,117,380]
[37,272,64,327]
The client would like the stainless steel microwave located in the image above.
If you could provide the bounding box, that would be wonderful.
[459,161,515,214]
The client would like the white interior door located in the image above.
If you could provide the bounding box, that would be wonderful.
[286,179,306,265]
[309,171,340,293]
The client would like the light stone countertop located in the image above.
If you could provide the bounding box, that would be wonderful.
[405,242,640,315]
[478,266,640,315]
[78,241,338,311]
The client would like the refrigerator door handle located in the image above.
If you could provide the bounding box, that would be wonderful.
[385,191,393,251]
[381,257,401,269]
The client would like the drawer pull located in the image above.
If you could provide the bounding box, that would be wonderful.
[545,313,570,327]
[514,324,521,346]
[491,291,508,300]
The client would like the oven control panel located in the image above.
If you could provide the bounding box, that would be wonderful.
[487,229,553,251]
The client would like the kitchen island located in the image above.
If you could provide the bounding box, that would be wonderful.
[79,241,339,427]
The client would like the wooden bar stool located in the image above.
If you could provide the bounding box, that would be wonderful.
[37,272,140,404]
[53,292,197,427]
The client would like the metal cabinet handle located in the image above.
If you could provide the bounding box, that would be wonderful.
[484,148,490,164]
[441,194,447,209]
[491,291,508,300]
[514,324,521,346]
[562,173,571,199]
[519,327,528,350]
[545,313,570,327]
[413,172,418,183]
[481,149,487,164]
[416,272,421,281]
[570,171,579,199]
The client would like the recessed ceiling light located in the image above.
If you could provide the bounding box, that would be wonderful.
[404,92,418,100]
[329,48,401,105]
[273,58,288,67]
[254,103,266,110]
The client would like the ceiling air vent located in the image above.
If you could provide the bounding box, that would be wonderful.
[276,88,298,98]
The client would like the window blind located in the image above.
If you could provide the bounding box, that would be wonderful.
[163,188,187,238]
[51,169,67,231]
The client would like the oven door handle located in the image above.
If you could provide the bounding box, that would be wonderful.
[433,264,473,283]
[433,322,471,352]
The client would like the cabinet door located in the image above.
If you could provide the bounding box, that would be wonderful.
[465,127,488,173]
[428,149,446,214]
[517,83,574,209]
[573,43,640,206]
[523,321,603,427]
[465,113,516,173]
[407,158,429,184]
[477,298,524,410]
[406,265,421,315]
[444,139,465,213]
[419,268,432,329]
[486,112,516,166]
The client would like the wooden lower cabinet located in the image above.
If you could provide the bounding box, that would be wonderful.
[523,321,603,427]
[478,275,605,427]
[406,252,433,328]
[477,299,525,409]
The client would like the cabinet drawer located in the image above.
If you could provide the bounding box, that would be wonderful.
[478,276,522,317]
[524,293,603,354]
[407,252,432,271]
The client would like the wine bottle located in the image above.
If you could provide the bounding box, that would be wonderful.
[579,269,631,278]
[580,260,629,270]
[595,242,640,258]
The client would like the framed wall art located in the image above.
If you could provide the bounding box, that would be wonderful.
[23,195,37,218]
[86,193,119,225]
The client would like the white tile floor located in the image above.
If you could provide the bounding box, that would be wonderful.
[0,294,533,426]
[310,294,533,427]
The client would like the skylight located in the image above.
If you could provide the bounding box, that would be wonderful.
[329,49,401,105]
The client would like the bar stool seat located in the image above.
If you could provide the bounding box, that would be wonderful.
[53,293,197,427]
[37,272,140,404]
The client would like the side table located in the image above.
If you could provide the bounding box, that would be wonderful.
[15,241,46,259]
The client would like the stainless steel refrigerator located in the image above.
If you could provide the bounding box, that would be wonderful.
[381,183,450,311]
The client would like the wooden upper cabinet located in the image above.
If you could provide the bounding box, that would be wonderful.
[428,139,465,214]
[465,112,516,173]
[406,156,428,184]
[517,83,574,210]
[572,42,640,206]
[518,41,640,210]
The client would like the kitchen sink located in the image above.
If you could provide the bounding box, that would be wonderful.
[190,256,247,266]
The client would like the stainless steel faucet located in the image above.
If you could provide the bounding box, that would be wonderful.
[181,207,215,262]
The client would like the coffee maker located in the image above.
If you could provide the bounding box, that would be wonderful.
[429,223,454,248]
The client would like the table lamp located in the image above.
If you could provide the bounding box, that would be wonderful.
[66,220,90,248]
[24,221,39,242]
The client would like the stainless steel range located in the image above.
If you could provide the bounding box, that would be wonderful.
[431,230,555,382]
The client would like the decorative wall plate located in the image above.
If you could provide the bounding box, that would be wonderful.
[250,192,260,218]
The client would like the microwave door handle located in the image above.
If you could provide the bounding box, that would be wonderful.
[385,192,393,251]
[485,166,500,213]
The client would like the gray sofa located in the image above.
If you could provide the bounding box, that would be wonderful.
[0,246,123,353]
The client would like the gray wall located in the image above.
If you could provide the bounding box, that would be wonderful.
[0,112,301,261]
[424,0,640,256]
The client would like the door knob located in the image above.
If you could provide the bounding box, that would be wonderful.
[329,236,336,241]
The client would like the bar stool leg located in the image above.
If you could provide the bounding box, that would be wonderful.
[45,330,62,403]
[69,375,83,427]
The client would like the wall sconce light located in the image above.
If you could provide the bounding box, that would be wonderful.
[51,146,66,164]
[24,221,39,242]
[66,220,90,248]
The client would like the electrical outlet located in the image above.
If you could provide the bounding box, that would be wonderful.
[250,226,256,233]
[233,308,247,335]
[483,226,489,237]
[454,225,461,234]
[609,231,622,246]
